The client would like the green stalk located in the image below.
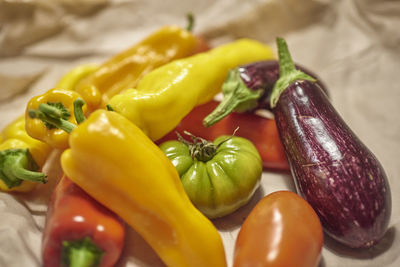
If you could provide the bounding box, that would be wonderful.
[203,68,263,127]
[269,37,316,108]
[28,109,76,133]
[28,99,87,133]
[73,99,86,124]
[0,149,46,188]
[186,13,194,32]
[62,237,103,267]
[177,129,238,162]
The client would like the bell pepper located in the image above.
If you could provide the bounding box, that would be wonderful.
[42,175,125,267]
[159,131,262,219]
[0,116,51,192]
[107,38,275,141]
[74,25,201,110]
[25,88,87,150]
[59,109,227,267]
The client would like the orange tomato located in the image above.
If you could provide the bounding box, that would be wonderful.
[233,191,323,267]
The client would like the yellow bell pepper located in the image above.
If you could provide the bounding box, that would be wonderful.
[25,88,87,150]
[74,25,199,110]
[0,116,51,192]
[60,109,227,267]
[107,38,275,141]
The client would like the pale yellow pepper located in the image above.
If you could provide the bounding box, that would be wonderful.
[108,38,275,141]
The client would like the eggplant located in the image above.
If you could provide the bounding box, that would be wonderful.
[203,60,328,126]
[204,38,391,249]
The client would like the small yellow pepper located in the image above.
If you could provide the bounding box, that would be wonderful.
[108,38,275,141]
[0,116,51,192]
[74,25,199,110]
[60,110,227,267]
[25,88,87,150]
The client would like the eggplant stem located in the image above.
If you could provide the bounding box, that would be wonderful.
[269,38,317,109]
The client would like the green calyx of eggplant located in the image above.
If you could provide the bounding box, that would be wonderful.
[203,68,263,127]
[269,37,316,108]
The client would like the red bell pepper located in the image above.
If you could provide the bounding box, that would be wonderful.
[42,176,125,267]
[157,100,289,171]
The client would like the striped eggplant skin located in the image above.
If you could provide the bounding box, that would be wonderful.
[238,60,328,110]
[273,79,391,248]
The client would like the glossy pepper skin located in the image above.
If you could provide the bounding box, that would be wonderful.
[107,38,275,141]
[25,88,87,150]
[159,133,262,219]
[75,25,200,110]
[0,116,51,192]
[42,175,125,267]
[61,110,227,267]
[233,191,323,267]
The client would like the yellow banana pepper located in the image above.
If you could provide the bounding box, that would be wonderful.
[25,88,87,150]
[0,116,51,192]
[55,63,99,91]
[75,25,199,110]
[60,109,227,267]
[108,38,275,141]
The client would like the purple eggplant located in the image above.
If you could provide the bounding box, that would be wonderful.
[203,60,328,126]
[204,38,391,249]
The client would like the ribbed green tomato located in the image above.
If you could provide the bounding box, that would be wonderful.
[159,133,262,219]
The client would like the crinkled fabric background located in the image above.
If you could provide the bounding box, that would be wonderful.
[0,0,399,266]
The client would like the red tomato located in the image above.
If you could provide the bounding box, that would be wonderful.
[233,191,323,267]
[157,100,289,171]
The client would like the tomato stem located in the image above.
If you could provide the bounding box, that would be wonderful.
[177,128,239,162]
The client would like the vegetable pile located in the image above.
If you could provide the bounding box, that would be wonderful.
[0,16,391,267]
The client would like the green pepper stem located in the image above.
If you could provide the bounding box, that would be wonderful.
[28,98,88,133]
[7,157,47,183]
[38,103,63,119]
[73,99,86,124]
[186,13,194,32]
[269,37,316,108]
[62,237,103,267]
[28,109,76,133]
[0,149,46,188]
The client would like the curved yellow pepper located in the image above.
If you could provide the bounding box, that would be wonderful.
[61,110,227,267]
[25,88,87,150]
[108,38,275,141]
[75,25,199,110]
[0,116,51,192]
[55,63,99,91]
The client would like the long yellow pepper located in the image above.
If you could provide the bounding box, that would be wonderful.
[108,38,274,141]
[74,25,199,110]
[61,110,227,267]
[0,116,51,192]
[55,64,99,91]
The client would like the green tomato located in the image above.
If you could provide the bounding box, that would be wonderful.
[159,134,262,219]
